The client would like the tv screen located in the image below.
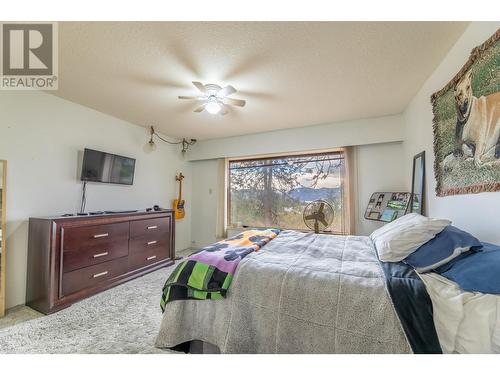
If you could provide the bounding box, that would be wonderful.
[81,148,136,185]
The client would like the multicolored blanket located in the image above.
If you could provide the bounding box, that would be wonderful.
[160,229,280,312]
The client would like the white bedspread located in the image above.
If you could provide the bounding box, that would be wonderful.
[419,272,500,353]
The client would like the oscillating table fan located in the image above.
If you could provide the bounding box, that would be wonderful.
[303,199,334,234]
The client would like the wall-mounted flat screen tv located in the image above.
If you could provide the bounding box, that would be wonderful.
[81,148,136,185]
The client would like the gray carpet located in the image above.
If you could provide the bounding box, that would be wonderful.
[0,265,177,354]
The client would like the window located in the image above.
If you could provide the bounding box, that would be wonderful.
[227,149,351,234]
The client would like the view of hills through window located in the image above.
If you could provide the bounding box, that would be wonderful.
[228,151,346,233]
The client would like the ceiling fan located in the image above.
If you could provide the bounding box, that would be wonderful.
[178,81,246,115]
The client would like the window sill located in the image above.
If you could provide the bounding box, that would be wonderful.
[225,226,345,236]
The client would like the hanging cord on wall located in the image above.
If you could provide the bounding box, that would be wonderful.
[149,126,197,153]
[152,130,183,145]
[79,181,87,213]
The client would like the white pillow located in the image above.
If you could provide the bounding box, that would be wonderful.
[370,213,451,262]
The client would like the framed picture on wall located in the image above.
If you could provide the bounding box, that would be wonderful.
[410,151,425,215]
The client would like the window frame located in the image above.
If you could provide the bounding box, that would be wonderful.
[225,148,350,235]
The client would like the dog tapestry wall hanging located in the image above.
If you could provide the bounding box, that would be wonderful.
[431,28,500,197]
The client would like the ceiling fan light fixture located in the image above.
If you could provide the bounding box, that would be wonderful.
[179,81,246,115]
[205,100,221,115]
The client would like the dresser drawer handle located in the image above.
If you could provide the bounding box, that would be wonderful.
[147,225,158,230]
[93,233,109,238]
[93,271,108,278]
[147,240,157,245]
[93,251,109,258]
[147,255,157,261]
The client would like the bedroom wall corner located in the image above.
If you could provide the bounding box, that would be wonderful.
[402,22,500,244]
[189,159,222,249]
[354,142,407,235]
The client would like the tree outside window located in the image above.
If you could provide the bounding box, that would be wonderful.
[228,150,348,234]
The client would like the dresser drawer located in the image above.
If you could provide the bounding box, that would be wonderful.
[129,246,169,271]
[130,217,170,238]
[129,234,170,254]
[62,238,129,273]
[62,257,128,297]
[62,222,129,250]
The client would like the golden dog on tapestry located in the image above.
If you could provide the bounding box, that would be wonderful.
[431,28,500,196]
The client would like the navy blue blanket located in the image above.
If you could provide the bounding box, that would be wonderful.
[379,261,442,354]
[434,242,500,294]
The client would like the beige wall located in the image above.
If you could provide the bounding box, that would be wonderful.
[190,159,222,248]
[0,91,192,309]
[354,142,407,235]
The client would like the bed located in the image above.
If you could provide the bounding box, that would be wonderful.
[155,230,441,353]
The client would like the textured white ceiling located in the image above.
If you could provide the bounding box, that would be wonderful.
[53,22,469,140]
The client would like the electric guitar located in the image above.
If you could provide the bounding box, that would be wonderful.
[173,173,185,220]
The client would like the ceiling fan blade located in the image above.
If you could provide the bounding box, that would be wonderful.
[318,202,325,214]
[314,221,319,234]
[224,98,246,107]
[219,104,229,116]
[194,103,206,112]
[219,85,236,97]
[178,95,199,100]
[192,81,206,93]
[305,214,317,221]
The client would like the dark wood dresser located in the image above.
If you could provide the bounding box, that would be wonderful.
[26,210,175,314]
